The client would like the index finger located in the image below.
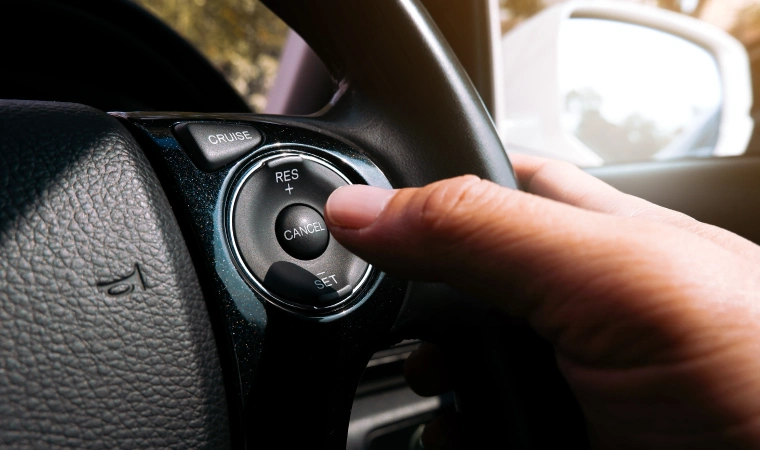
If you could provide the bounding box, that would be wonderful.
[508,153,760,263]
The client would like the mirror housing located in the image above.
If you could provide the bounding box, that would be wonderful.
[495,0,753,167]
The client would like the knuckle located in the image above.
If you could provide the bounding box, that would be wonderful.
[544,158,578,173]
[416,175,501,236]
[523,157,581,191]
[542,159,585,183]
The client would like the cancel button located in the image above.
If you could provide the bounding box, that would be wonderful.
[275,204,330,260]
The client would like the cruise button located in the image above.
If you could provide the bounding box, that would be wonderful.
[275,204,330,260]
[173,122,262,171]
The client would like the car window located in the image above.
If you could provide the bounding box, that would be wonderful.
[133,0,289,112]
[502,0,757,34]
[500,0,760,115]
[498,0,760,165]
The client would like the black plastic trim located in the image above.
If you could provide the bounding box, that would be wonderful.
[116,112,407,449]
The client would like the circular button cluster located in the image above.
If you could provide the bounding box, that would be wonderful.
[229,154,370,310]
[275,205,329,260]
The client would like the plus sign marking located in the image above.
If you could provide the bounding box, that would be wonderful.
[275,169,299,195]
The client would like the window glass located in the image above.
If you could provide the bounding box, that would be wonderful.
[561,19,722,163]
[133,0,289,112]
[500,0,760,115]
[499,0,760,165]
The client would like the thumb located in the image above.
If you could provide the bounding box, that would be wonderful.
[326,177,760,448]
[324,176,728,327]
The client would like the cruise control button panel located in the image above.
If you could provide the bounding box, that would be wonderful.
[230,154,370,309]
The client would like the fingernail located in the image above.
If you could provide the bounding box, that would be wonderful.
[326,185,396,229]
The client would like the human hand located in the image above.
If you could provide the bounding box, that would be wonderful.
[324,154,760,450]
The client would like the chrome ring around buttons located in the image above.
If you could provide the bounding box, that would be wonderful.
[226,150,374,314]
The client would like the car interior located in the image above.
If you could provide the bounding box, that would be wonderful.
[1,0,759,449]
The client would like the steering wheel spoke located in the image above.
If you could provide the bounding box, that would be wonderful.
[121,114,411,447]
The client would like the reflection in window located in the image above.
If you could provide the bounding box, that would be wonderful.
[565,88,676,163]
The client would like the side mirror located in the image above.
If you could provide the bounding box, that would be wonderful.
[494,0,754,167]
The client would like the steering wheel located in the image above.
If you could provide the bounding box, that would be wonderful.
[0,0,586,448]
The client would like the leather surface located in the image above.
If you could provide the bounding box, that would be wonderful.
[0,101,230,448]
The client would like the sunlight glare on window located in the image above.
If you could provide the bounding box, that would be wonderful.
[559,19,722,162]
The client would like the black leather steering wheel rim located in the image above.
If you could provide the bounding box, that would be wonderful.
[0,1,591,449]
[261,0,518,189]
